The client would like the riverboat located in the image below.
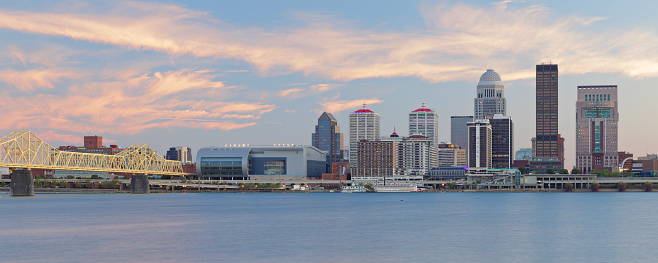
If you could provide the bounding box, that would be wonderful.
[373,182,419,193]
[341,185,367,193]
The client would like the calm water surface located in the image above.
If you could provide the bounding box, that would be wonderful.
[2,192,658,262]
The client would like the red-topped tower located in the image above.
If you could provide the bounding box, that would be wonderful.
[349,103,380,168]
[409,101,439,147]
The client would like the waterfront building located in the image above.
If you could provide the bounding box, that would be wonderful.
[490,114,514,169]
[354,140,395,179]
[396,134,436,177]
[468,120,492,169]
[428,166,468,180]
[355,132,436,179]
[515,148,533,161]
[618,152,633,171]
[576,85,619,173]
[450,116,473,156]
[437,143,467,167]
[196,145,326,180]
[44,135,125,178]
[59,135,124,155]
[312,112,345,170]
[349,103,380,169]
[535,64,560,164]
[165,146,193,164]
[474,69,506,120]
[408,101,439,147]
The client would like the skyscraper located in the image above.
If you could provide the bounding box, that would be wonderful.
[474,69,506,120]
[535,64,559,160]
[490,115,514,169]
[409,101,439,147]
[451,115,473,154]
[349,103,380,168]
[468,119,492,169]
[576,85,619,173]
[312,112,345,170]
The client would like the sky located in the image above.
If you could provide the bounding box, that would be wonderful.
[2,0,658,169]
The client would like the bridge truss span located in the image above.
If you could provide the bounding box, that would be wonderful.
[0,130,187,176]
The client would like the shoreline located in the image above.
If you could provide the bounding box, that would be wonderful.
[1,187,654,194]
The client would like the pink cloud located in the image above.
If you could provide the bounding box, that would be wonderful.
[0,69,83,91]
[279,88,304,98]
[0,68,275,135]
[318,98,383,114]
[3,2,649,83]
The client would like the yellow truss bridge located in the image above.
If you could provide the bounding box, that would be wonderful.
[0,130,189,176]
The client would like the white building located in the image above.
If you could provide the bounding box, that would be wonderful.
[396,134,436,178]
[474,69,506,120]
[196,145,327,180]
[349,103,380,169]
[408,101,439,147]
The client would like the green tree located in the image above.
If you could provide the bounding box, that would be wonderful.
[517,167,528,174]
[559,169,569,174]
[546,168,555,174]
[364,183,374,191]
[571,168,581,174]
[90,174,100,179]
[161,175,172,180]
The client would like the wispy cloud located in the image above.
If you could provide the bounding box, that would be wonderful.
[318,98,383,114]
[0,69,83,91]
[0,68,275,135]
[4,1,658,83]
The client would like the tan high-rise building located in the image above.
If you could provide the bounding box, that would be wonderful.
[576,85,619,173]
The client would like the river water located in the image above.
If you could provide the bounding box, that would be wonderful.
[1,192,657,262]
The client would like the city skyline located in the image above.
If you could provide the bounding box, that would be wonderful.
[2,1,658,169]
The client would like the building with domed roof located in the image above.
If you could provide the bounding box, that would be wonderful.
[474,69,506,120]
[408,101,439,147]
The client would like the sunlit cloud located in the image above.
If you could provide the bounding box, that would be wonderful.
[0,69,83,91]
[279,88,304,98]
[318,98,383,114]
[0,68,275,136]
[1,1,657,82]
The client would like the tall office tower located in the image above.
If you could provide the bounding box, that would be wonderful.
[409,101,439,147]
[468,120,492,168]
[535,64,559,160]
[312,112,345,170]
[474,69,506,120]
[451,116,473,154]
[166,147,193,164]
[576,85,619,173]
[490,114,514,169]
[349,103,380,168]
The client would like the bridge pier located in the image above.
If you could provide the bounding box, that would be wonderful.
[131,174,150,194]
[10,169,34,196]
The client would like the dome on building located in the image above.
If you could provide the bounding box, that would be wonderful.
[478,69,502,85]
